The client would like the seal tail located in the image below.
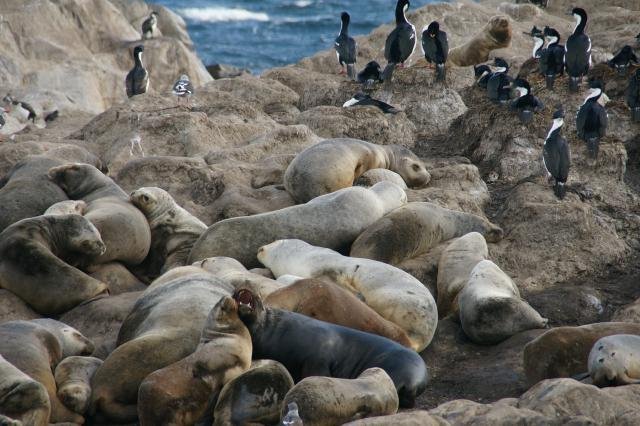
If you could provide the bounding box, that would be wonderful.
[436,63,446,82]
[381,63,396,82]
[553,182,566,199]
[569,76,580,92]
[346,63,356,81]
[545,74,555,90]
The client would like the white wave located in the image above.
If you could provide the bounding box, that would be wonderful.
[293,0,312,7]
[178,7,269,23]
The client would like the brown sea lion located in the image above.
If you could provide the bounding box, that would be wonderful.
[448,15,512,66]
[0,354,50,426]
[54,356,103,415]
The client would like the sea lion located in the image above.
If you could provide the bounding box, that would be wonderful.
[0,414,22,426]
[458,260,547,344]
[0,290,39,324]
[195,257,284,298]
[87,262,146,295]
[0,215,108,315]
[265,278,412,347]
[90,267,234,423]
[258,239,437,351]
[284,138,429,203]
[233,289,429,408]
[588,334,640,387]
[355,168,408,189]
[130,187,207,278]
[350,202,503,266]
[448,15,512,66]
[0,354,50,426]
[54,356,103,415]
[213,360,294,426]
[137,296,252,426]
[0,320,94,424]
[281,367,399,426]
[48,163,151,265]
[524,323,640,386]
[189,182,407,268]
[43,200,87,216]
[436,232,488,319]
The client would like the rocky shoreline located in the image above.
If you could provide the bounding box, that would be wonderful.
[1,0,640,424]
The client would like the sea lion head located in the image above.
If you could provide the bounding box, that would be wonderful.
[63,215,107,257]
[31,319,95,358]
[390,146,431,188]
[44,200,87,216]
[484,223,504,243]
[486,15,512,47]
[232,289,264,325]
[257,239,309,268]
[130,187,173,221]
[48,163,104,199]
[200,296,246,343]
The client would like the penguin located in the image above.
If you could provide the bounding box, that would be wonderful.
[357,61,382,89]
[474,64,492,89]
[626,69,640,122]
[2,95,36,123]
[539,26,565,90]
[543,107,570,199]
[608,45,638,76]
[487,58,513,104]
[576,80,608,160]
[510,78,544,124]
[334,12,357,80]
[172,74,194,106]
[125,45,149,98]
[142,11,159,40]
[421,21,448,81]
[382,0,416,82]
[565,8,591,92]
[343,92,400,114]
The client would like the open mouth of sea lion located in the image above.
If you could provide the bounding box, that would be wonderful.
[233,289,256,315]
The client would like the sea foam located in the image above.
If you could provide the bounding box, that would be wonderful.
[178,7,269,23]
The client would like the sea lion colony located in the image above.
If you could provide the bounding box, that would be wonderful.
[1,0,640,424]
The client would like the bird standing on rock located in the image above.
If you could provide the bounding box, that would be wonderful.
[527,26,544,59]
[382,0,416,82]
[343,93,400,114]
[510,78,544,124]
[142,11,159,39]
[125,45,149,98]
[487,58,513,104]
[357,61,382,89]
[172,74,194,106]
[474,64,492,89]
[627,69,640,122]
[540,26,564,90]
[421,21,448,82]
[335,12,357,80]
[608,45,638,76]
[543,107,570,199]
[576,80,607,161]
[565,7,591,92]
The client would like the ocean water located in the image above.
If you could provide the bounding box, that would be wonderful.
[152,0,433,74]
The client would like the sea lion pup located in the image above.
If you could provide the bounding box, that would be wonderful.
[283,138,429,203]
[524,322,640,386]
[54,356,103,415]
[588,335,640,387]
[436,232,488,319]
[43,200,87,216]
[213,360,294,426]
[90,267,234,424]
[458,260,547,344]
[448,15,512,66]
[258,239,437,351]
[0,354,50,426]
[137,296,252,426]
[188,182,407,268]
[233,289,428,408]
[130,187,207,278]
[355,168,408,189]
[265,278,412,347]
[350,202,503,266]
[195,257,284,298]
[0,214,108,315]
[0,320,94,424]
[281,367,399,426]
[48,163,151,265]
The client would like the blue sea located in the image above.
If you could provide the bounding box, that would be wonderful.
[153,0,433,74]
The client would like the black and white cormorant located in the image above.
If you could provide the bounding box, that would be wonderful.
[125,45,149,98]
[2,95,36,123]
[335,12,357,80]
[487,58,513,104]
[142,12,159,40]
[608,45,638,76]
[474,64,492,89]
[421,21,448,81]
[357,61,382,89]
[343,92,400,114]
[576,80,607,160]
[627,69,640,122]
[382,0,416,82]
[565,8,591,92]
[527,26,544,59]
[543,107,570,199]
[172,74,194,106]
[510,78,544,124]
[539,26,565,90]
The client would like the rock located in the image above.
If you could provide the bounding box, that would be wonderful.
[207,63,251,79]
[0,289,40,324]
[612,298,640,324]
[431,398,551,425]
[344,411,449,426]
